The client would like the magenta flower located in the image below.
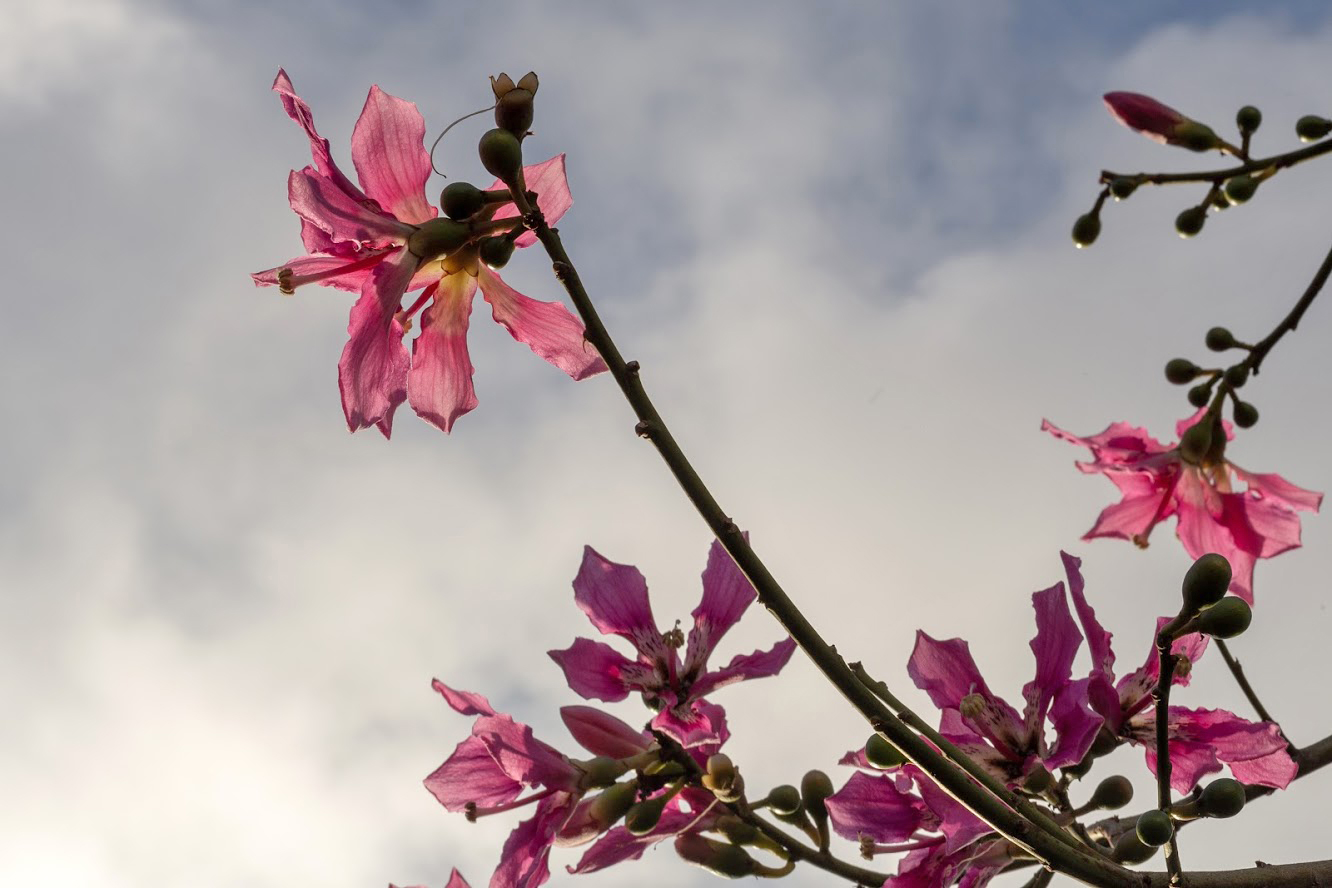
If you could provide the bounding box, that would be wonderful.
[252,69,605,437]
[547,540,796,743]
[1063,552,1296,793]
[423,680,653,888]
[1103,91,1221,150]
[907,557,1102,786]
[1044,411,1322,603]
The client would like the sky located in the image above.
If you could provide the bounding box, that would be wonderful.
[6,2,1332,887]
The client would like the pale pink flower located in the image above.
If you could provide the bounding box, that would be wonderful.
[1044,411,1322,603]
[252,69,605,437]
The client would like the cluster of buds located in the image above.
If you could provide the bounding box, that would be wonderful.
[1163,325,1260,434]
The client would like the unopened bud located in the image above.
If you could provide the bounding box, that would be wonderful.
[715,815,761,846]
[478,236,516,269]
[674,833,757,879]
[586,781,640,829]
[1232,400,1259,428]
[1135,809,1175,847]
[1187,382,1213,408]
[1165,358,1201,385]
[864,734,907,769]
[1296,115,1332,142]
[1199,778,1246,818]
[1113,830,1160,865]
[1179,420,1213,465]
[441,182,486,220]
[1223,364,1249,388]
[1089,775,1134,811]
[407,218,470,260]
[1182,553,1232,611]
[1223,175,1258,205]
[1174,121,1223,152]
[767,784,802,817]
[478,128,523,182]
[625,794,669,836]
[1109,176,1139,200]
[1235,105,1262,135]
[1103,92,1219,151]
[1072,213,1101,248]
[1022,765,1054,794]
[800,770,834,819]
[1205,327,1237,351]
[1197,597,1251,639]
[1175,205,1207,238]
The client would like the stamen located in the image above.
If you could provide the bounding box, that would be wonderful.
[279,250,394,293]
[277,268,295,295]
[465,787,558,822]
[1133,466,1184,548]
[860,834,944,859]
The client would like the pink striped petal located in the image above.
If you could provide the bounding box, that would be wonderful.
[560,706,650,759]
[490,154,574,248]
[288,167,409,247]
[272,69,367,203]
[547,637,637,702]
[1023,584,1082,735]
[683,539,757,677]
[351,85,436,225]
[407,273,478,433]
[424,735,521,812]
[478,267,606,380]
[571,547,669,661]
[337,252,414,436]
[688,638,797,699]
[826,771,928,843]
[431,679,497,717]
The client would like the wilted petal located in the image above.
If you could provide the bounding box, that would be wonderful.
[1045,680,1102,770]
[424,735,521,812]
[489,795,571,888]
[490,154,574,248]
[338,252,414,436]
[688,638,797,699]
[1062,552,1121,725]
[571,547,671,661]
[473,714,578,791]
[477,267,606,380]
[826,771,927,843]
[683,539,758,678]
[431,679,497,717]
[272,69,367,203]
[288,167,409,247]
[560,706,650,759]
[1233,467,1324,514]
[1022,584,1082,737]
[547,638,638,702]
[351,85,436,225]
[408,274,478,433]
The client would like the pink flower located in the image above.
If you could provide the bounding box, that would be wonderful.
[1102,91,1221,151]
[907,556,1103,786]
[1063,551,1296,793]
[1044,411,1322,604]
[252,69,605,437]
[423,681,652,888]
[547,540,797,744]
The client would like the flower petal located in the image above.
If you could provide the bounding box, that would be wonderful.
[424,734,521,812]
[1045,679,1102,770]
[1232,466,1324,513]
[472,713,577,792]
[688,638,797,699]
[1022,583,1083,738]
[271,69,367,203]
[567,806,703,875]
[682,540,758,677]
[477,267,606,380]
[338,251,414,436]
[560,706,650,759]
[251,251,384,294]
[490,154,574,248]
[407,273,479,433]
[826,771,928,843]
[547,637,638,702]
[351,84,436,225]
[907,632,999,713]
[1169,707,1296,789]
[431,679,498,717]
[288,167,409,247]
[489,795,572,888]
[571,546,670,661]
[1062,552,1121,726]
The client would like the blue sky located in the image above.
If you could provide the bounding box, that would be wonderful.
[6,3,1332,887]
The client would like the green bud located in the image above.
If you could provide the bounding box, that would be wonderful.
[1113,830,1159,865]
[1179,419,1213,465]
[491,71,538,138]
[1175,205,1207,238]
[478,127,523,182]
[1072,213,1101,248]
[715,814,761,846]
[1088,775,1134,811]
[1236,105,1262,135]
[1224,175,1258,205]
[1165,358,1201,385]
[800,770,834,819]
[1223,364,1249,388]
[440,182,486,220]
[1197,596,1251,639]
[674,833,757,878]
[1199,778,1247,818]
[1187,382,1213,409]
[1109,176,1139,200]
[1174,120,1222,152]
[1233,400,1259,428]
[406,218,470,260]
[865,734,908,769]
[1182,553,1232,611]
[478,236,516,268]
[1205,326,1237,351]
[588,781,640,827]
[1135,809,1175,847]
[767,784,802,816]
[625,795,669,835]
[1296,115,1332,142]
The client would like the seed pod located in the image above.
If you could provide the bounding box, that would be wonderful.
[1224,364,1249,388]
[1109,176,1139,200]
[800,770,834,819]
[1113,831,1159,865]
[1136,809,1175,847]
[1182,553,1232,611]
[1224,175,1258,205]
[767,784,802,817]
[1187,382,1213,408]
[1197,597,1252,639]
[478,236,516,269]
[674,833,757,878]
[625,795,669,835]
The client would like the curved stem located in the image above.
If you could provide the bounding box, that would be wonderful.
[1213,639,1279,729]
[509,187,1136,888]
[741,808,891,885]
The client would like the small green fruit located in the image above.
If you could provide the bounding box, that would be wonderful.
[800,770,834,818]
[865,734,907,769]
[1187,382,1213,409]
[1182,553,1232,611]
[478,128,523,182]
[1235,105,1262,135]
[1072,213,1101,248]
[1165,358,1201,385]
[1197,596,1252,639]
[478,236,516,268]
[1205,327,1236,351]
[1296,115,1332,142]
[1233,400,1259,428]
[1113,831,1159,865]
[1136,809,1175,847]
[1199,778,1247,818]
[1223,365,1249,388]
[441,182,486,220]
[1089,775,1134,811]
[767,784,802,816]
[1175,206,1207,238]
[1224,175,1258,205]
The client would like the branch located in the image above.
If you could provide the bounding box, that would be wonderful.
[1212,639,1278,728]
[1099,137,1332,186]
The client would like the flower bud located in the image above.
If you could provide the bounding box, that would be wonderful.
[1109,176,1139,200]
[1182,553,1232,611]
[1187,382,1213,408]
[407,218,470,260]
[586,781,640,829]
[1199,778,1246,818]
[767,784,802,816]
[1235,105,1262,135]
[1223,175,1258,205]
[1088,775,1134,811]
[715,814,761,846]
[478,236,516,269]
[440,182,486,220]
[1175,206,1207,238]
[1112,830,1159,865]
[864,734,907,769]
[625,794,669,836]
[1232,400,1259,428]
[1179,419,1213,465]
[1296,115,1332,142]
[478,128,523,183]
[1223,364,1249,388]
[1135,809,1174,847]
[1103,92,1220,151]
[1197,596,1251,639]
[674,833,758,879]
[801,771,834,815]
[1072,213,1101,248]
[1165,358,1201,385]
[1023,764,1055,794]
[578,755,630,789]
[1205,327,1236,351]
